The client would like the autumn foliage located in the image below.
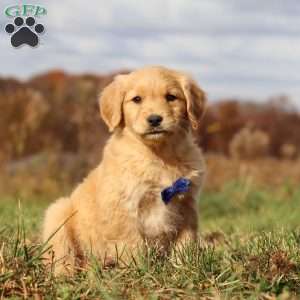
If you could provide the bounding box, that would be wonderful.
[0,70,299,196]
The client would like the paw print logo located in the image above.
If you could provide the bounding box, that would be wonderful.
[5,16,45,48]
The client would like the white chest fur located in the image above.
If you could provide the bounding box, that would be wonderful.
[121,160,202,240]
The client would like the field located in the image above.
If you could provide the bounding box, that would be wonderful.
[1,72,300,299]
[1,177,300,299]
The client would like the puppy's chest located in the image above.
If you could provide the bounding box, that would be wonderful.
[122,160,199,213]
[118,158,202,238]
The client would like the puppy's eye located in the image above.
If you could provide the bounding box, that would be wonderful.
[166,94,177,102]
[132,96,142,103]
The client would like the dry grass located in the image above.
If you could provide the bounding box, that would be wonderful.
[205,154,300,191]
[1,153,300,198]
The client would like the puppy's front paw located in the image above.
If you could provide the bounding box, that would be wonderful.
[103,256,117,269]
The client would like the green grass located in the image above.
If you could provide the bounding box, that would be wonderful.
[1,182,300,299]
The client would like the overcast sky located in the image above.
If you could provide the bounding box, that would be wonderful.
[1,0,300,103]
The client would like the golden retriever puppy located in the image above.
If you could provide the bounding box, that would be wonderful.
[42,66,206,274]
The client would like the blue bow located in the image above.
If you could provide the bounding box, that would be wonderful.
[161,178,191,205]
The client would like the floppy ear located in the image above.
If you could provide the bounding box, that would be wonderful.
[99,75,126,132]
[179,75,207,130]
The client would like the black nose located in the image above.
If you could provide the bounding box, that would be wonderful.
[147,114,163,127]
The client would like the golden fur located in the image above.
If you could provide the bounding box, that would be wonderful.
[42,66,206,274]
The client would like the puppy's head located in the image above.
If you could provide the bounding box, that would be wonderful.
[99,66,206,143]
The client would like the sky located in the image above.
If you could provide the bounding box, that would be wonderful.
[0,0,300,104]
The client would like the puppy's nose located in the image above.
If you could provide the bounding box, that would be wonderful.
[147,114,163,127]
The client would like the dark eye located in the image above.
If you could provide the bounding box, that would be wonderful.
[132,96,142,103]
[166,94,177,102]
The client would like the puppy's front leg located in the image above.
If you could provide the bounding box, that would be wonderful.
[175,199,199,251]
[175,227,198,248]
[136,188,176,254]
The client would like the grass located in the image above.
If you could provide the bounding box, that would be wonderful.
[1,182,300,299]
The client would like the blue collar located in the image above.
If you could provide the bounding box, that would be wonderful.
[161,178,191,205]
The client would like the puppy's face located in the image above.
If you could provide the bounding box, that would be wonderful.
[100,66,206,143]
[122,70,188,141]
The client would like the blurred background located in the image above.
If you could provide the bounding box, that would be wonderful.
[1,0,300,198]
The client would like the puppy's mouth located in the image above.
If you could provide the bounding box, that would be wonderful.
[142,129,169,138]
[145,129,167,135]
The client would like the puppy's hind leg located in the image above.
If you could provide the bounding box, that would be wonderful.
[42,197,78,275]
